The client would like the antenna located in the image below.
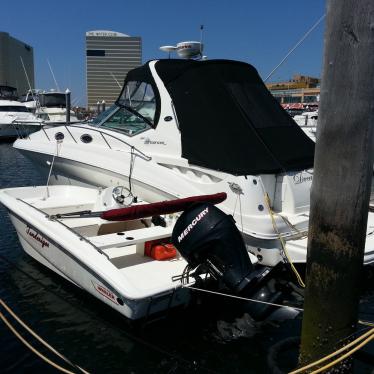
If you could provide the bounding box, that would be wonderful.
[20,56,33,92]
[20,56,40,111]
[110,72,121,89]
[47,59,60,91]
[200,25,204,56]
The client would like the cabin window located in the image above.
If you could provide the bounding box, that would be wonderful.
[0,106,29,112]
[39,94,66,108]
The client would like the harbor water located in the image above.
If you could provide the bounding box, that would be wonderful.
[1,141,374,373]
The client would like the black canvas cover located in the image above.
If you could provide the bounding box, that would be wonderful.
[155,59,315,175]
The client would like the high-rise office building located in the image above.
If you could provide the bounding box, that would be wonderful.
[86,30,142,110]
[0,32,34,95]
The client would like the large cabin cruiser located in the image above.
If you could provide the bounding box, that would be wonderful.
[13,59,374,266]
[0,86,42,139]
[21,90,79,126]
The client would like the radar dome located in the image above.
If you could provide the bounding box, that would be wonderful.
[176,41,203,59]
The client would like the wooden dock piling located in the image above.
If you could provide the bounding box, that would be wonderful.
[299,0,374,370]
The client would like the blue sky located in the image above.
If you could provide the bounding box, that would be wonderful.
[2,0,326,106]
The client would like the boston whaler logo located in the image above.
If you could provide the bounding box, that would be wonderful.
[293,169,314,185]
[178,207,209,243]
[92,281,120,305]
[26,226,50,248]
[141,136,166,145]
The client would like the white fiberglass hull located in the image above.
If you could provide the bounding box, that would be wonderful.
[1,186,191,320]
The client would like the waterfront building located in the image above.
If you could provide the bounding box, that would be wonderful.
[0,32,34,95]
[86,30,142,110]
[266,74,320,107]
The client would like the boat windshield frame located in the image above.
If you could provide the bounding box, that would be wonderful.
[117,102,154,128]
[90,105,121,127]
[90,103,153,137]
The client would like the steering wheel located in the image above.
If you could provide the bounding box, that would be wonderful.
[112,186,134,206]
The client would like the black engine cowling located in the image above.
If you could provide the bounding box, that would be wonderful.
[171,202,301,321]
[171,203,255,292]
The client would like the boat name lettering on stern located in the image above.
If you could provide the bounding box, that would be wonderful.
[178,207,209,243]
[26,226,50,248]
[293,170,313,185]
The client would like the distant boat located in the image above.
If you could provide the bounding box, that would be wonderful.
[0,85,42,140]
[292,109,318,141]
[21,89,79,126]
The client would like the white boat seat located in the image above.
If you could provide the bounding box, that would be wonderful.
[89,225,173,250]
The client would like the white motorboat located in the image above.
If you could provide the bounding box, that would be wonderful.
[0,86,42,139]
[293,110,318,141]
[21,89,79,126]
[12,59,374,266]
[0,184,286,320]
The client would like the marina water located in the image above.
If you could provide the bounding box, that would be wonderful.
[1,142,374,373]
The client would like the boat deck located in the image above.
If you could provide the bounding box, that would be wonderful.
[89,224,188,292]
[58,215,189,295]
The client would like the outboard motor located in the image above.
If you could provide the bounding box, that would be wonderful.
[172,203,264,292]
[172,203,299,321]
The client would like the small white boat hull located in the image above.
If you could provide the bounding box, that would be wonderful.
[2,186,192,320]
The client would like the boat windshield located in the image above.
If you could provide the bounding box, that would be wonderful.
[117,81,156,121]
[90,105,118,126]
[95,105,152,136]
[91,81,156,136]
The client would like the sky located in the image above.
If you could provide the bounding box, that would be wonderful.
[2,0,326,107]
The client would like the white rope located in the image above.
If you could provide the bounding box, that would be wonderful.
[183,285,303,312]
[0,299,89,373]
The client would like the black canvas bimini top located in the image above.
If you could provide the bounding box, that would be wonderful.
[155,59,315,175]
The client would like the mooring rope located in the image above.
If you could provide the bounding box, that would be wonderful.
[0,302,87,374]
[263,192,306,288]
[0,299,89,373]
[0,253,214,373]
[183,285,303,312]
[290,327,374,374]
[184,285,374,373]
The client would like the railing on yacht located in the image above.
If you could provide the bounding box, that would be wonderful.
[11,120,44,140]
[24,123,152,162]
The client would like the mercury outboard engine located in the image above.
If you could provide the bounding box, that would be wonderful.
[172,203,298,320]
[172,203,271,291]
